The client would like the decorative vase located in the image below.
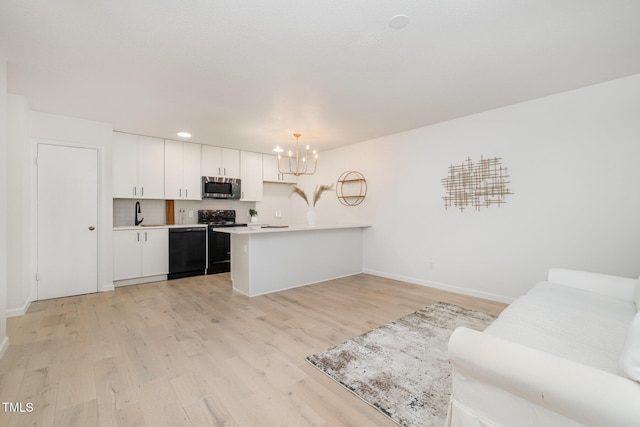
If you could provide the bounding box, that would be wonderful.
[306,207,318,226]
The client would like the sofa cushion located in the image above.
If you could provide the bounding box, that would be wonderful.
[485,281,636,374]
[619,312,640,381]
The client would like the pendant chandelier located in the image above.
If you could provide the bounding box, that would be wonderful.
[274,133,318,176]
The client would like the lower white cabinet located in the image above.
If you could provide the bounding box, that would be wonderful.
[113,228,168,281]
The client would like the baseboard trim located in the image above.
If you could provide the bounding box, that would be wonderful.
[101,283,115,292]
[114,275,168,287]
[0,336,9,360]
[238,271,363,298]
[6,298,32,318]
[362,269,515,304]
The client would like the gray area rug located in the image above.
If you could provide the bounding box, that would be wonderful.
[306,302,497,427]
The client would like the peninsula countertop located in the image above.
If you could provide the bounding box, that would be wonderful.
[225,223,369,297]
[212,223,371,235]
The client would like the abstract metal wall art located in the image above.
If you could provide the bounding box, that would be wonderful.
[441,156,513,211]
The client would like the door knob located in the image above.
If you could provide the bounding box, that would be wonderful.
[89,226,95,231]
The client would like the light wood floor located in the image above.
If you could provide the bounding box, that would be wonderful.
[0,273,506,427]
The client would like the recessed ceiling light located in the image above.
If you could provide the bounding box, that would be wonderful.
[177,131,191,138]
[389,14,409,30]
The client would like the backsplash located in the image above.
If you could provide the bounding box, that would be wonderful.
[113,199,166,226]
[113,199,258,227]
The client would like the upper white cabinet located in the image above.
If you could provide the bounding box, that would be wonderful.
[262,154,297,184]
[240,151,263,201]
[113,132,165,199]
[201,146,240,178]
[164,140,202,200]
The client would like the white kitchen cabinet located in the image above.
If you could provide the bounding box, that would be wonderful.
[141,228,169,276]
[113,228,168,281]
[164,140,202,200]
[262,154,297,184]
[240,151,263,201]
[113,132,165,199]
[201,145,240,178]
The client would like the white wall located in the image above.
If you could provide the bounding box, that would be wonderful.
[255,183,294,225]
[30,112,114,296]
[6,95,31,316]
[296,74,640,302]
[0,52,9,357]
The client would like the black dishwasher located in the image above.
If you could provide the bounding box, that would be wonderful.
[168,227,206,279]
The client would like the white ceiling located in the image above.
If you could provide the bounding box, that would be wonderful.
[1,1,640,154]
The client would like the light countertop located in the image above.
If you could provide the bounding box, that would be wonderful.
[114,224,207,231]
[212,223,371,234]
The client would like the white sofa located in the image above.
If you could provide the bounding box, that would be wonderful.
[447,268,640,427]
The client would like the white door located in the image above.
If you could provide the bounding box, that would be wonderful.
[37,144,98,299]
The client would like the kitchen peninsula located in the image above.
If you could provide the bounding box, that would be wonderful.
[215,224,371,296]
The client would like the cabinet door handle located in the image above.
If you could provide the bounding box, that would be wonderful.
[141,187,144,197]
[133,186,137,196]
[224,167,226,176]
[137,232,140,242]
[145,232,148,242]
[218,167,221,175]
[179,188,182,197]
[185,189,188,198]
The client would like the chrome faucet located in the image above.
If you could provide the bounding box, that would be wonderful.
[135,201,144,226]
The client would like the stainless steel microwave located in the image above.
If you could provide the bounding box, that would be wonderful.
[202,176,241,199]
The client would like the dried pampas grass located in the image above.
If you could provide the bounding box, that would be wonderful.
[312,184,334,207]
[290,184,334,207]
[290,185,309,206]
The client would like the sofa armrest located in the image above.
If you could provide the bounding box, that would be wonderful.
[448,327,640,427]
[548,268,637,302]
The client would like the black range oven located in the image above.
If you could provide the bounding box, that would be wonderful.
[197,210,247,274]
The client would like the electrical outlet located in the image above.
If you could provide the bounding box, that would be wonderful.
[188,210,193,218]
